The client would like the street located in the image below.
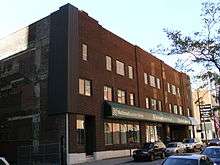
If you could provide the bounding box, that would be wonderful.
[80,156,164,165]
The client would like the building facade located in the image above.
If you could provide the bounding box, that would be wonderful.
[192,88,219,141]
[0,4,194,164]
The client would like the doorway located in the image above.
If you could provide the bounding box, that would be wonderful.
[85,116,96,156]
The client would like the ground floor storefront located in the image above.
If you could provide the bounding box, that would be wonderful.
[68,102,193,164]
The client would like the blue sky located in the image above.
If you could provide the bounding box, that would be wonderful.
[0,0,202,66]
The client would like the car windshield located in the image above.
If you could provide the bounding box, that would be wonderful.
[201,148,220,158]
[167,143,177,147]
[183,139,194,143]
[143,143,154,149]
[163,158,198,165]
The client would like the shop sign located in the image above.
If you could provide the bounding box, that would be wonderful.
[107,102,191,125]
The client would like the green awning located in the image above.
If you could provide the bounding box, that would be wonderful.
[104,101,191,125]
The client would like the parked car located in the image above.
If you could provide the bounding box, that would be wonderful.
[165,142,186,156]
[201,146,220,165]
[0,157,9,165]
[208,138,220,146]
[133,141,166,161]
[183,138,204,152]
[161,153,215,165]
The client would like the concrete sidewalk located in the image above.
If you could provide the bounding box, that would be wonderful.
[78,156,163,165]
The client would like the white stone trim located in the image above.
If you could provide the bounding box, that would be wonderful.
[68,153,87,164]
[94,149,136,160]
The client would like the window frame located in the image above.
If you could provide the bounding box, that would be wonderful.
[82,44,88,61]
[117,89,126,104]
[129,93,135,106]
[79,78,91,96]
[128,66,133,79]
[106,56,112,71]
[116,60,125,76]
[104,85,113,101]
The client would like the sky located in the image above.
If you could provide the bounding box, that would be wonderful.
[0,0,202,77]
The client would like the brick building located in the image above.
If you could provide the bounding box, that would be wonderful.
[0,4,195,164]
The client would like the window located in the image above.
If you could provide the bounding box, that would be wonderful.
[76,115,85,145]
[104,86,112,101]
[120,124,127,144]
[106,56,112,71]
[149,75,156,87]
[82,44,87,61]
[144,73,148,84]
[158,100,162,111]
[116,60,125,76]
[156,78,160,89]
[179,106,183,115]
[151,98,157,110]
[117,89,126,104]
[128,66,133,79]
[127,124,140,143]
[177,87,180,96]
[174,105,178,114]
[146,125,158,142]
[145,97,149,109]
[133,124,140,143]
[129,93,134,106]
[104,123,113,145]
[167,83,171,93]
[187,108,190,117]
[172,85,176,95]
[113,123,120,144]
[79,79,91,96]
[169,103,172,113]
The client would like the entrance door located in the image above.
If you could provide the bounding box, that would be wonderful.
[85,116,96,156]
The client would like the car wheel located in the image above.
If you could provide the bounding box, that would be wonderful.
[149,154,154,161]
[161,152,165,159]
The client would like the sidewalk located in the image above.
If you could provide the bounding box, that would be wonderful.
[78,156,163,165]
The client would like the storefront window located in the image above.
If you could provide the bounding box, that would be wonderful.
[113,123,120,144]
[127,124,133,143]
[127,123,140,143]
[146,125,158,142]
[76,115,85,145]
[120,123,127,144]
[104,123,113,145]
[133,124,140,143]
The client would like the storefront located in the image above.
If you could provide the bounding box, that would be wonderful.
[104,101,192,147]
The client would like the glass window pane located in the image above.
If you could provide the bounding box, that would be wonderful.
[113,123,120,144]
[85,80,91,96]
[105,123,113,145]
[82,44,87,61]
[120,124,127,144]
[130,93,134,105]
[169,104,172,113]
[157,78,160,89]
[116,60,125,76]
[149,75,156,87]
[158,100,162,111]
[106,56,112,71]
[151,98,157,110]
[79,79,84,95]
[168,83,170,93]
[133,124,140,143]
[127,124,134,143]
[107,88,112,101]
[144,73,148,84]
[128,66,133,79]
[145,97,149,109]
[76,115,85,145]
[104,86,108,100]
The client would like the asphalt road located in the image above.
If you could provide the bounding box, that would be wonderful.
[80,156,164,165]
